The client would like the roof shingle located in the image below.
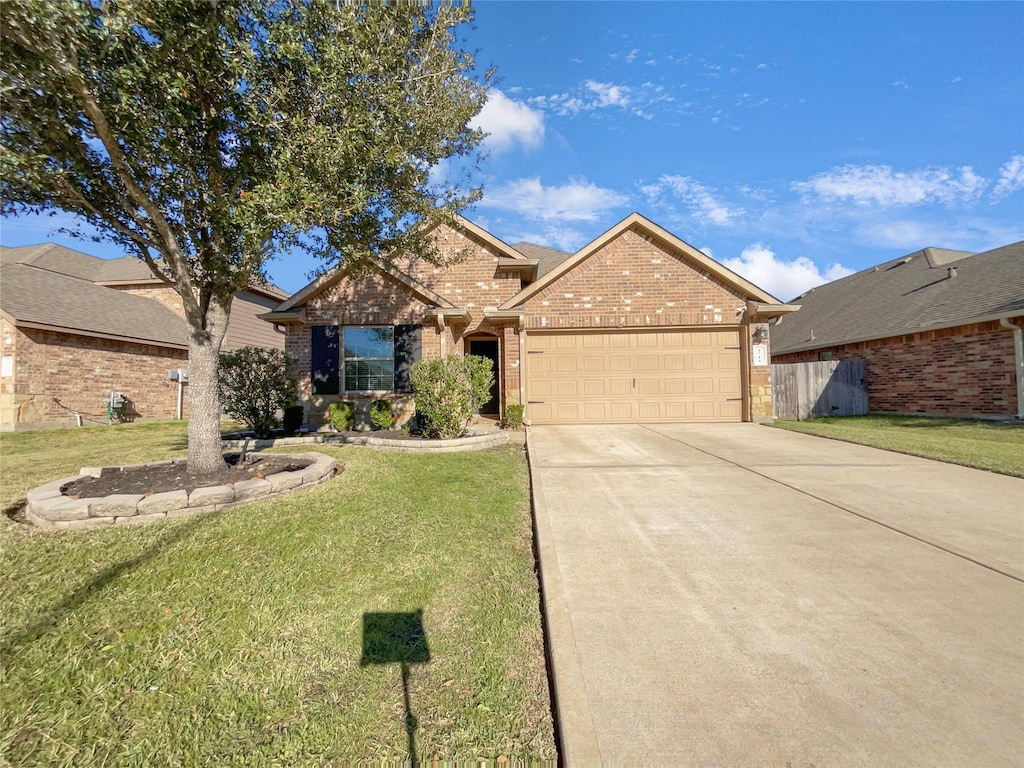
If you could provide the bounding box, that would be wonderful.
[771,242,1024,355]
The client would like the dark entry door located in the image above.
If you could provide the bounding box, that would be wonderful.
[468,338,500,414]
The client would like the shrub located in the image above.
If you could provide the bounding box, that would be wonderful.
[328,401,355,431]
[370,399,393,431]
[218,346,296,439]
[502,403,525,430]
[410,354,494,439]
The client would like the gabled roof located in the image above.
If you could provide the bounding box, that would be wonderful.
[0,244,289,300]
[263,214,527,320]
[501,212,783,310]
[512,242,574,279]
[771,241,1024,355]
[0,262,188,349]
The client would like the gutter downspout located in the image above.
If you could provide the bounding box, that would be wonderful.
[176,370,185,421]
[999,318,1024,420]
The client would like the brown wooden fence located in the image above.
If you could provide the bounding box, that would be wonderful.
[771,360,868,420]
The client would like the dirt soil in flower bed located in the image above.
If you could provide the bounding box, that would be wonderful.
[62,454,313,498]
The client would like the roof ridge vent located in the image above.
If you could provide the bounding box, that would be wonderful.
[886,255,913,271]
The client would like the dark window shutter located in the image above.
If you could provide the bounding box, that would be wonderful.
[393,324,421,394]
[311,325,340,395]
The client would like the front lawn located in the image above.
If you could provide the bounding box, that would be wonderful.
[770,415,1024,478]
[0,423,555,765]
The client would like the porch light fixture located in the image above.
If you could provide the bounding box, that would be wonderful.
[752,324,769,343]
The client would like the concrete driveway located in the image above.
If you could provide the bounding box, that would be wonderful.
[528,423,1024,765]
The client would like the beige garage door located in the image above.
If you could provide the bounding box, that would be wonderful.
[524,329,742,424]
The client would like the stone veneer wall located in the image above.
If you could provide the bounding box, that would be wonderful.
[771,318,1022,418]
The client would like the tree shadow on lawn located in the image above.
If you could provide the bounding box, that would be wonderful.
[1,514,213,654]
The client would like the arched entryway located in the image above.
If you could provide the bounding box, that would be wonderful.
[466,334,500,414]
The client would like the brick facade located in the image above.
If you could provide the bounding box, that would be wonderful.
[280,218,780,425]
[520,226,749,330]
[518,225,774,420]
[771,318,1023,418]
[285,224,523,426]
[0,324,187,427]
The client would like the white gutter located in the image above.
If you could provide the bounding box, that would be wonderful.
[999,318,1024,420]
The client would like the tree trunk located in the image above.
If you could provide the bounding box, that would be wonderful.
[186,299,231,473]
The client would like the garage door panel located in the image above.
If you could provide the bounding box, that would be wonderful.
[610,402,633,420]
[665,378,687,395]
[638,401,661,419]
[525,329,742,425]
[637,378,659,396]
[664,354,686,370]
[556,380,578,397]
[610,378,632,395]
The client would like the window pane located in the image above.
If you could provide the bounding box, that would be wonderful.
[342,326,394,392]
[344,326,393,359]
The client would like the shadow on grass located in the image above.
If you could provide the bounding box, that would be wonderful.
[810,415,1023,431]
[1,514,212,653]
[361,610,431,765]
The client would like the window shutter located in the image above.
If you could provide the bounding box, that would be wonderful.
[311,325,340,395]
[393,324,422,393]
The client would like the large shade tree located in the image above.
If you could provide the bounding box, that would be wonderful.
[1,0,487,472]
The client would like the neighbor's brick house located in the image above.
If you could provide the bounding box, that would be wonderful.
[771,242,1024,419]
[261,213,798,427]
[0,244,287,429]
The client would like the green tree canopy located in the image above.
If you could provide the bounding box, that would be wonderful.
[1,0,487,471]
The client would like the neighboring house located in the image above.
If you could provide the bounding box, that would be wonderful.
[261,213,798,427]
[771,241,1024,419]
[0,244,288,429]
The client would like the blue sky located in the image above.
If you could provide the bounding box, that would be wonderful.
[3,1,1022,301]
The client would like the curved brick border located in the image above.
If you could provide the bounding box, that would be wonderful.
[221,430,510,453]
[25,452,337,530]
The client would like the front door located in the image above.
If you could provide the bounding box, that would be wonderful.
[467,337,500,414]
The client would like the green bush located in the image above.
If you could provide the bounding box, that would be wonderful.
[218,346,296,438]
[502,403,525,430]
[328,401,355,431]
[410,354,494,439]
[370,399,393,431]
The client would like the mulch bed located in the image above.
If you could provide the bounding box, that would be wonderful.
[63,453,313,498]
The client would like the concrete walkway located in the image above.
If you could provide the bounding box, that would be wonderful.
[528,423,1024,765]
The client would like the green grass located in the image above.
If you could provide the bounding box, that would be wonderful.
[770,414,1024,478]
[0,423,555,765]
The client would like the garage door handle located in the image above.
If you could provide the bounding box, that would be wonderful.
[528,400,544,404]
[632,378,636,388]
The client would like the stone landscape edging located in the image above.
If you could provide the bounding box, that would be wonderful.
[221,430,510,453]
[25,451,337,530]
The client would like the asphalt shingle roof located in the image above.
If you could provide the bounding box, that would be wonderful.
[771,241,1024,355]
[0,262,188,348]
[513,242,574,279]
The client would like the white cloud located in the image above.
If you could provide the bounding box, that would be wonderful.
[584,80,631,108]
[509,225,586,253]
[857,217,1023,252]
[992,154,1024,199]
[642,175,744,226]
[625,48,639,64]
[792,164,987,207]
[470,89,545,153]
[721,243,854,301]
[481,177,629,222]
